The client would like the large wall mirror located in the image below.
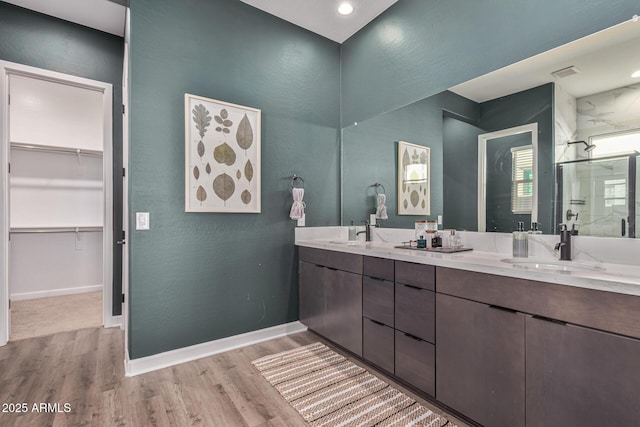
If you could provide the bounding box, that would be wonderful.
[341,18,640,238]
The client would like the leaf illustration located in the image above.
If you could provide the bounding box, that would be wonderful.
[214,109,233,133]
[196,185,207,202]
[192,104,211,138]
[206,163,212,174]
[244,160,253,182]
[197,141,205,158]
[410,190,419,207]
[236,114,254,151]
[213,173,235,202]
[402,148,410,168]
[214,143,236,166]
[421,200,426,209]
[402,182,406,193]
[193,166,200,180]
[236,170,242,180]
[403,199,408,209]
[241,190,252,205]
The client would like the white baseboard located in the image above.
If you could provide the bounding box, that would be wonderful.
[105,315,123,329]
[11,284,103,301]
[125,321,307,377]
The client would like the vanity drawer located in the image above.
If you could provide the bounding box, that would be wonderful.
[395,330,435,396]
[436,267,640,340]
[363,276,394,327]
[363,317,394,374]
[299,246,362,274]
[395,283,435,343]
[364,256,394,281]
[395,261,435,291]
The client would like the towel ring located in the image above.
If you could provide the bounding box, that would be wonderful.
[373,183,386,195]
[291,175,305,189]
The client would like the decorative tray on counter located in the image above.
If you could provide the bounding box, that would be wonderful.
[394,242,473,253]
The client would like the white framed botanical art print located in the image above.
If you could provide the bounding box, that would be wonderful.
[397,140,430,215]
[185,94,261,213]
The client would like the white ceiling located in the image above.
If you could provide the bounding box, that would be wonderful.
[2,0,397,43]
[1,0,126,37]
[4,0,638,101]
[450,18,640,102]
[240,0,398,43]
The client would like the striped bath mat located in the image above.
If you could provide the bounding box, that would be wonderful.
[252,342,456,427]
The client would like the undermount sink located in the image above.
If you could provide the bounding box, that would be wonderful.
[500,258,605,273]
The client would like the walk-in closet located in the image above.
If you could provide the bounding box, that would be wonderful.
[5,69,111,340]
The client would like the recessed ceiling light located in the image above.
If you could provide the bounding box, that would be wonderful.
[338,2,354,16]
[632,70,640,78]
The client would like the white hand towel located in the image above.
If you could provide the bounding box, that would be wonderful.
[290,188,305,220]
[376,194,388,219]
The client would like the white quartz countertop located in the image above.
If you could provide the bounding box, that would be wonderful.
[296,239,640,297]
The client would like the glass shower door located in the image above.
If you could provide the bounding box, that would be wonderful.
[557,154,637,238]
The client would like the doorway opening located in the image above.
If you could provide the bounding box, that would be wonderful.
[1,62,115,345]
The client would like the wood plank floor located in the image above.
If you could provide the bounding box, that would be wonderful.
[0,327,469,426]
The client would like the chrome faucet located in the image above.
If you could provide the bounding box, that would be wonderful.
[555,224,573,261]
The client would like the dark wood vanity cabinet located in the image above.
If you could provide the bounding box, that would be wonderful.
[436,293,525,427]
[298,247,363,356]
[436,266,640,427]
[362,257,395,373]
[393,261,436,396]
[298,261,326,335]
[299,247,640,427]
[526,316,640,427]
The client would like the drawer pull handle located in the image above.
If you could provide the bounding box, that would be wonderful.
[325,267,338,271]
[403,284,423,291]
[404,332,422,342]
[532,315,567,325]
[369,319,385,326]
[367,276,387,282]
[489,304,518,314]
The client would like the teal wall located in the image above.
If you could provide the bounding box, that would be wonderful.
[341,0,639,125]
[129,0,340,358]
[342,91,477,228]
[0,2,125,316]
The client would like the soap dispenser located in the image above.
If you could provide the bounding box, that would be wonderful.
[513,221,528,258]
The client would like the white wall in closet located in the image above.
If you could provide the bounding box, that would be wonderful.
[8,74,104,300]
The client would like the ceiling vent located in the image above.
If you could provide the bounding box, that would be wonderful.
[551,66,581,79]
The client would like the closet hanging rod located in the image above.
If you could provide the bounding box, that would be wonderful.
[10,226,103,234]
[10,142,103,157]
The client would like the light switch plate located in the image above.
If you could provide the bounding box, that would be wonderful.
[136,212,150,230]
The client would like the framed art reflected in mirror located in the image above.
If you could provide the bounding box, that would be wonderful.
[398,140,430,215]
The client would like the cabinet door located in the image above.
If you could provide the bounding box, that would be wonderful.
[298,261,326,335]
[436,293,525,427]
[325,268,362,356]
[527,316,640,427]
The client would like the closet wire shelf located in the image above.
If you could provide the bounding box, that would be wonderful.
[10,141,103,157]
[10,226,103,234]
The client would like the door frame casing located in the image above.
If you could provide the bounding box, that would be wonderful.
[0,61,115,346]
[478,123,539,232]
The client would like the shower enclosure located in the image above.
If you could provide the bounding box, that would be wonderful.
[556,153,638,238]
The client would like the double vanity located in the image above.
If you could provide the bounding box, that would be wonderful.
[296,228,640,427]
